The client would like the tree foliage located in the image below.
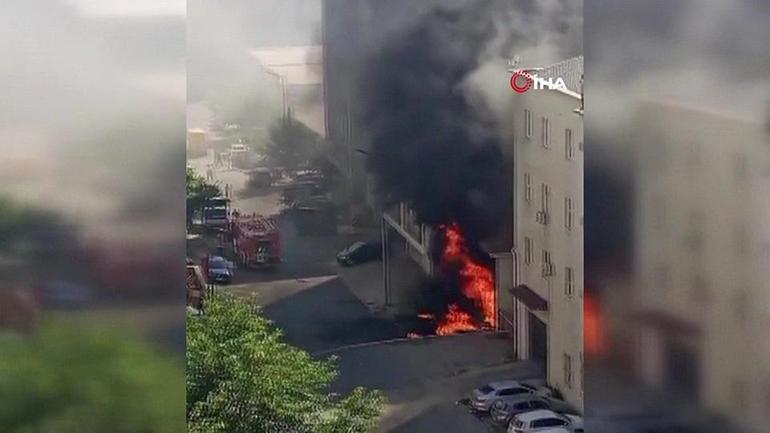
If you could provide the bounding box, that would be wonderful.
[0,321,185,433]
[187,294,383,433]
[265,113,322,170]
[186,166,221,227]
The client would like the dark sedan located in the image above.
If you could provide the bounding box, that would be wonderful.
[336,241,382,266]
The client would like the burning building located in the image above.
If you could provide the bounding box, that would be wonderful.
[327,0,584,411]
[358,3,514,337]
[502,56,584,410]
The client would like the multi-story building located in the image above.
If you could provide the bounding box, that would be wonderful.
[322,0,448,220]
[250,46,325,137]
[631,99,770,432]
[502,56,584,410]
[324,0,585,409]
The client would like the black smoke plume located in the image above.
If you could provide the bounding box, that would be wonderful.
[358,4,506,242]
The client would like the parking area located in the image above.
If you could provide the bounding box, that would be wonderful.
[317,332,582,433]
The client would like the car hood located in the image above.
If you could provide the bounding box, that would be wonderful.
[209,268,231,275]
[472,389,490,400]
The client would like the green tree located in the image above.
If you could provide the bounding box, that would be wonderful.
[265,112,322,170]
[0,321,185,433]
[187,294,383,433]
[186,166,221,228]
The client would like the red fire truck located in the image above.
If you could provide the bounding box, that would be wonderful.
[230,211,281,268]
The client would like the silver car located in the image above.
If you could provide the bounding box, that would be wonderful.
[490,396,552,424]
[470,380,539,412]
[507,409,583,433]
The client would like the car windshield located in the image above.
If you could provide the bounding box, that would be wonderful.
[205,208,227,219]
[209,258,228,269]
[478,385,495,394]
[347,242,365,252]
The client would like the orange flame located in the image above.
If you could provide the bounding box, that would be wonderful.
[436,304,478,335]
[433,222,496,335]
[584,292,606,358]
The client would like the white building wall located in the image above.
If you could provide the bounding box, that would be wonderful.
[509,86,584,411]
[632,100,770,431]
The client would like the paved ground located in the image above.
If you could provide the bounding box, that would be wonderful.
[226,275,400,353]
[320,333,538,433]
[189,155,534,433]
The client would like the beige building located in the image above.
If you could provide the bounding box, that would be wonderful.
[500,57,584,410]
[631,99,770,432]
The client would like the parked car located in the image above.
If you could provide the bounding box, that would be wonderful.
[531,429,574,433]
[490,396,553,424]
[507,410,583,433]
[336,241,382,266]
[208,256,235,284]
[470,381,541,412]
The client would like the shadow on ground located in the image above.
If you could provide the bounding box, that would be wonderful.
[262,277,401,353]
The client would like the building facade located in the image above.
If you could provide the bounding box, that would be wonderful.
[502,57,584,410]
[322,0,450,220]
[631,99,770,432]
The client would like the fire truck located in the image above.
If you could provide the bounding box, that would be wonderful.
[230,211,281,268]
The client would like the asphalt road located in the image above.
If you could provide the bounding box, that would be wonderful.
[192,156,527,433]
[196,157,399,352]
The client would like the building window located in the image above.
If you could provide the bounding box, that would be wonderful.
[579,352,584,392]
[541,117,551,148]
[524,173,533,203]
[542,249,553,277]
[524,237,534,265]
[565,266,574,297]
[564,197,574,230]
[537,183,551,225]
[565,128,574,160]
[563,354,573,389]
[524,109,533,138]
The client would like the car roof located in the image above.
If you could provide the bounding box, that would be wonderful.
[488,380,524,389]
[515,409,560,422]
[564,414,583,426]
[502,394,547,403]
